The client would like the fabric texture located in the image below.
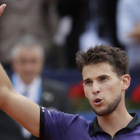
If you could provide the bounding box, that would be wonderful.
[40,107,140,140]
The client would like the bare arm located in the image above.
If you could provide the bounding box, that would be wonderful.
[0,5,40,137]
[0,64,40,137]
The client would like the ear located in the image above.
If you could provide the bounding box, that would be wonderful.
[121,74,131,90]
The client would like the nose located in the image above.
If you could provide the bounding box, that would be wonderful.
[92,82,100,95]
[25,63,34,72]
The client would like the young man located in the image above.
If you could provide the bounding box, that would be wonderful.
[0,4,140,140]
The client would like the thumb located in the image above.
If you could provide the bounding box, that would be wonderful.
[0,4,6,17]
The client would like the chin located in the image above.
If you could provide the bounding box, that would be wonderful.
[94,106,118,117]
[96,111,111,117]
[24,78,34,84]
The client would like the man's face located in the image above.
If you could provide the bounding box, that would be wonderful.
[12,46,44,84]
[82,62,129,116]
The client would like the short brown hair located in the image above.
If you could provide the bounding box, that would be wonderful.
[76,45,129,76]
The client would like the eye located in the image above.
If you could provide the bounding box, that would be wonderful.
[99,76,107,82]
[85,80,93,86]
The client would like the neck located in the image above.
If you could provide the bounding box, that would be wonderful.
[97,102,133,137]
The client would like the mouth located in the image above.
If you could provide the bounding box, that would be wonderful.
[93,98,103,105]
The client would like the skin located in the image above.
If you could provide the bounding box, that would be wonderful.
[0,4,133,138]
[12,46,44,84]
[83,62,123,116]
[0,4,6,17]
[82,62,132,137]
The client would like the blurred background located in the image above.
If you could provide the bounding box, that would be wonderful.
[0,0,140,126]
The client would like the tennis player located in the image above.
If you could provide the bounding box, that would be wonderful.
[0,4,140,140]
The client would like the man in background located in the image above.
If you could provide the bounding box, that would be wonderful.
[0,35,72,140]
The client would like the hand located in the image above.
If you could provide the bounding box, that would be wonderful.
[0,4,6,17]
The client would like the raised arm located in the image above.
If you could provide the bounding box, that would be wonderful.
[0,64,40,137]
[0,5,40,137]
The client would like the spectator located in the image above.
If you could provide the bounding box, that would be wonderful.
[0,35,72,140]
[117,0,140,69]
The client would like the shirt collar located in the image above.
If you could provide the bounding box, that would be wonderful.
[12,73,42,103]
[12,73,41,90]
[89,113,140,137]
